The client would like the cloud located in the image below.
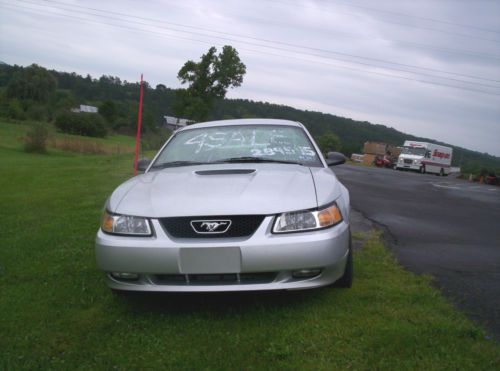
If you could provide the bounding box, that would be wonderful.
[0,0,499,155]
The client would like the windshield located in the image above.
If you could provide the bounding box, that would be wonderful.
[151,125,322,168]
[401,147,426,156]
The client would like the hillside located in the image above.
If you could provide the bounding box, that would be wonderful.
[213,99,500,172]
[1,62,498,172]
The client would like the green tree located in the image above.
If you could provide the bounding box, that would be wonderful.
[316,131,342,154]
[6,98,25,120]
[99,100,118,124]
[55,112,107,138]
[6,64,57,102]
[156,83,167,92]
[173,45,246,121]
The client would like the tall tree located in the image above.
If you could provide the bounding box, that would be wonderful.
[173,45,246,121]
[99,100,118,124]
[6,64,57,102]
[316,131,342,154]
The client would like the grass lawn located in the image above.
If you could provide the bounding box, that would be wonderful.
[0,120,135,153]
[0,122,499,369]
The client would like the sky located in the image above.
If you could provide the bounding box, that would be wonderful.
[1,0,499,156]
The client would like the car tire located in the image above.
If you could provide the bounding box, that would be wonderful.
[440,168,444,176]
[420,165,426,174]
[334,240,353,288]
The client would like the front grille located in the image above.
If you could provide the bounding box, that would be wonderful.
[159,215,266,238]
[404,159,413,164]
[153,272,276,285]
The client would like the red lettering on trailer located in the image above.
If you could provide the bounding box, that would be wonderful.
[433,149,450,159]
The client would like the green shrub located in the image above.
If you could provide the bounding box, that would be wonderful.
[6,99,26,120]
[99,100,118,124]
[315,131,342,154]
[111,117,131,133]
[55,112,107,138]
[141,128,171,151]
[24,123,49,153]
[26,104,47,121]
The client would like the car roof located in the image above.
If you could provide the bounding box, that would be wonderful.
[176,118,304,131]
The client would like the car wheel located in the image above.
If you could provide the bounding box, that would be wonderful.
[420,165,426,174]
[440,168,444,176]
[334,242,353,288]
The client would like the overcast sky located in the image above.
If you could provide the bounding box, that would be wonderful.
[1,0,499,155]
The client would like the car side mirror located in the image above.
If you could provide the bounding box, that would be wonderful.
[136,158,151,172]
[325,152,346,167]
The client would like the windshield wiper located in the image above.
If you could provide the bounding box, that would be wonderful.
[151,157,303,169]
[150,161,207,169]
[219,156,302,165]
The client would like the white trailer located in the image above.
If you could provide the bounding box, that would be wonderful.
[395,141,452,175]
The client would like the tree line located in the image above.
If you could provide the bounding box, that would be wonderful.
[0,61,498,173]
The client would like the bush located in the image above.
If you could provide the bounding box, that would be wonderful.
[26,104,47,121]
[55,112,107,138]
[24,123,49,154]
[141,128,171,151]
[6,99,26,120]
[99,100,118,124]
[111,117,131,133]
[315,131,342,154]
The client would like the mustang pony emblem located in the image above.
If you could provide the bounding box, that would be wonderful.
[190,220,232,234]
[201,221,228,232]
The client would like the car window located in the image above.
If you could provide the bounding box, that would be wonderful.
[402,147,426,156]
[152,125,322,167]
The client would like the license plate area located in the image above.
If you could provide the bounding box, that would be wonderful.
[179,247,241,274]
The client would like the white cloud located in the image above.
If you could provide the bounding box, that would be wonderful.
[0,0,499,155]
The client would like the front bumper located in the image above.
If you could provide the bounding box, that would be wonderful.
[95,217,350,292]
[396,163,421,170]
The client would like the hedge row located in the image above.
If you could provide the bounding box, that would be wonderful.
[55,112,107,138]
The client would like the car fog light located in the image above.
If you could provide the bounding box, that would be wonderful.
[292,269,321,278]
[111,272,139,280]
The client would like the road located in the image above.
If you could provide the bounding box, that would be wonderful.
[334,164,500,339]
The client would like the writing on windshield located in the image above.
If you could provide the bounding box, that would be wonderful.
[154,125,322,166]
[183,130,315,158]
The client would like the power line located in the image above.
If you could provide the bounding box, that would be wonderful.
[33,0,500,61]
[3,1,500,94]
[1,3,500,97]
[15,0,500,85]
[270,0,500,44]
[329,0,500,34]
[246,14,500,60]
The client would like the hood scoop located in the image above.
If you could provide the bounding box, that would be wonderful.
[195,169,256,175]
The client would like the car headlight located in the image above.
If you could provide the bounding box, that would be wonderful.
[413,159,420,164]
[273,203,343,233]
[101,210,152,236]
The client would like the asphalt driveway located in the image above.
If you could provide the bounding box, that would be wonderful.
[334,164,500,339]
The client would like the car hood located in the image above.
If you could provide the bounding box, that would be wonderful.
[108,164,342,217]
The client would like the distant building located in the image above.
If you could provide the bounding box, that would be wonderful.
[350,153,364,163]
[163,116,193,131]
[71,104,98,113]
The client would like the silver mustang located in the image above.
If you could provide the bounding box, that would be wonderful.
[96,119,352,292]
